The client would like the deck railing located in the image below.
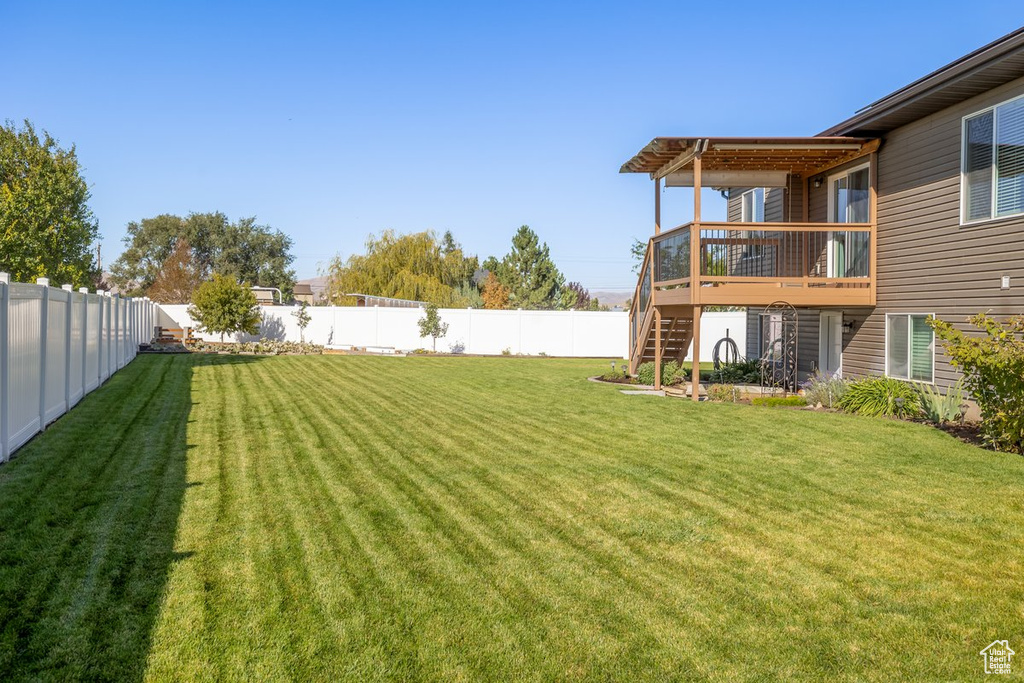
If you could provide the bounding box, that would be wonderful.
[695,222,871,289]
[628,220,874,353]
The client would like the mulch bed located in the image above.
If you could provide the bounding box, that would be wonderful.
[936,422,988,448]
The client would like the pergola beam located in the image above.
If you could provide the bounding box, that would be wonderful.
[650,144,699,180]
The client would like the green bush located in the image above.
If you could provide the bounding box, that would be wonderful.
[917,379,966,425]
[707,359,761,385]
[838,376,921,419]
[707,384,739,402]
[931,314,1024,452]
[751,396,807,407]
[635,360,681,386]
[600,370,629,382]
[802,371,849,408]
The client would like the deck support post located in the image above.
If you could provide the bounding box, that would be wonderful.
[691,153,703,303]
[653,308,662,390]
[691,305,702,402]
[654,177,661,236]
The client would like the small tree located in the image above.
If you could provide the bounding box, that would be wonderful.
[147,238,204,303]
[292,301,311,342]
[481,272,510,309]
[930,313,1024,453]
[188,274,261,342]
[417,303,449,352]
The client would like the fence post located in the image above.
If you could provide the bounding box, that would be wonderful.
[0,273,9,462]
[113,295,120,368]
[570,308,576,357]
[79,287,88,397]
[127,297,133,360]
[62,285,73,412]
[517,308,523,355]
[37,278,49,431]
[96,292,104,384]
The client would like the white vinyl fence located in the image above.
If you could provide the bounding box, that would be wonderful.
[158,305,748,361]
[0,274,159,462]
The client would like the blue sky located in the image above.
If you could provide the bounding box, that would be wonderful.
[5,2,1021,292]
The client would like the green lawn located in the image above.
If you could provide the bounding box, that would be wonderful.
[1,355,1022,681]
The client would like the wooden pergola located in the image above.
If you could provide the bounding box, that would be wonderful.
[620,136,881,400]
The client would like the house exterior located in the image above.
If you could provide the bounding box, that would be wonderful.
[622,27,1024,397]
[293,283,315,305]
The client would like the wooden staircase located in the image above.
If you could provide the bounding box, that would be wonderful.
[628,238,704,399]
[631,310,694,370]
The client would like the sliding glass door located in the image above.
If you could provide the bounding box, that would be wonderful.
[827,165,870,277]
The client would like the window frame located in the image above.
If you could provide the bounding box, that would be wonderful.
[960,92,1024,226]
[826,162,871,226]
[739,188,766,260]
[884,312,936,384]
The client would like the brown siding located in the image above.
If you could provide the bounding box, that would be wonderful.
[837,74,1024,387]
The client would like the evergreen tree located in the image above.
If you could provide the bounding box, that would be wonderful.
[491,226,564,309]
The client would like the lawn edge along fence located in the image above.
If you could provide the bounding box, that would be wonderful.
[0,273,158,462]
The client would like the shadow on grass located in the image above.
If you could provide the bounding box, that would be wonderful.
[0,353,265,680]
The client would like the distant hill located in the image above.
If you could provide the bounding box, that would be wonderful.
[591,291,631,310]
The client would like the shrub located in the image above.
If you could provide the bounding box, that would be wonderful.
[707,384,739,402]
[838,376,921,419]
[600,370,629,382]
[501,347,512,356]
[917,379,966,425]
[636,361,680,386]
[751,396,807,407]
[930,314,1024,452]
[802,371,849,408]
[188,274,261,342]
[707,358,761,385]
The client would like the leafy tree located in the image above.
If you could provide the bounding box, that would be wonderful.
[417,303,449,352]
[325,230,470,306]
[0,120,99,286]
[561,281,603,310]
[489,226,565,309]
[292,302,311,342]
[930,313,1024,453]
[146,239,204,304]
[630,238,647,274]
[188,274,262,342]
[481,272,510,309]
[110,212,295,298]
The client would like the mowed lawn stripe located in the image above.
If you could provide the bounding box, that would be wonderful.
[0,355,191,680]
[2,354,1023,681]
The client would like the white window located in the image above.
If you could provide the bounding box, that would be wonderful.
[740,188,765,222]
[886,313,934,383]
[962,94,1024,224]
[740,188,766,259]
